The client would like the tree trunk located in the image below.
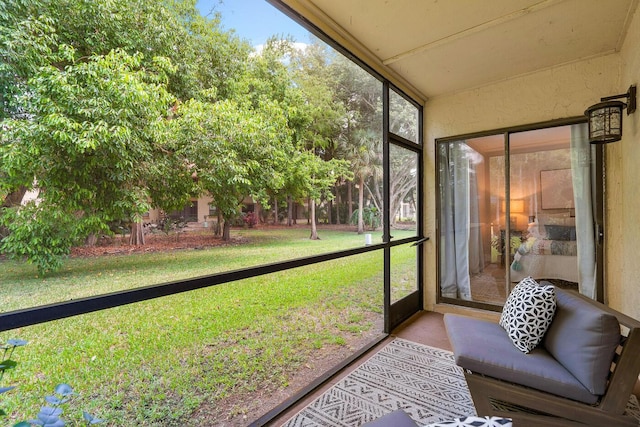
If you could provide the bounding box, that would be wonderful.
[357,175,365,234]
[254,203,261,226]
[2,186,28,208]
[85,233,98,247]
[335,186,341,225]
[274,197,279,225]
[222,219,231,241]
[214,211,222,236]
[287,196,293,226]
[293,202,297,224]
[310,199,319,240]
[129,221,145,245]
[347,181,353,223]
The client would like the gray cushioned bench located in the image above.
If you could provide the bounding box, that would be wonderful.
[444,287,640,426]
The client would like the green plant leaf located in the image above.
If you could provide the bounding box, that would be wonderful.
[0,360,17,370]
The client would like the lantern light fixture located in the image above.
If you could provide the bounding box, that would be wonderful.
[585,85,636,144]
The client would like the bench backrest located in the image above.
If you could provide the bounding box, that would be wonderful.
[542,287,621,395]
[543,288,640,412]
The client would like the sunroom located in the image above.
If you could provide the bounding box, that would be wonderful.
[266,0,640,425]
[1,0,640,426]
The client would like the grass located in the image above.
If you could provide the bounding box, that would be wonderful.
[0,226,417,425]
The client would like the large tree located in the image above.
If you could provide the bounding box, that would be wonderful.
[0,49,177,272]
[169,97,292,241]
[0,0,249,271]
[332,54,383,233]
[289,40,352,238]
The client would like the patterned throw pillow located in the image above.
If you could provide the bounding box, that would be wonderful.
[424,416,513,427]
[499,277,556,353]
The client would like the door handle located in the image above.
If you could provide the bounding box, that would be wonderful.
[411,237,430,247]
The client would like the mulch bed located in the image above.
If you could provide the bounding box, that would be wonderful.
[70,231,244,258]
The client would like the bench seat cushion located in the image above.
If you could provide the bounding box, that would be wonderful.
[444,313,599,404]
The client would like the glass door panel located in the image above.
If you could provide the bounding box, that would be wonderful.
[391,243,418,303]
[387,140,420,330]
[389,144,418,237]
[509,124,595,297]
[438,122,600,308]
[438,136,506,306]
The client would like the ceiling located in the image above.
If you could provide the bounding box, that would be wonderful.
[280,0,638,100]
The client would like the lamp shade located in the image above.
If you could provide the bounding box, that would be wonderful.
[501,199,524,213]
[510,199,524,213]
[585,100,625,144]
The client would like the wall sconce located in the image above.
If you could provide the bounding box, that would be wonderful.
[585,85,636,144]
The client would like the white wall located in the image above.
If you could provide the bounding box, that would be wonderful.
[607,5,640,318]
[423,51,629,312]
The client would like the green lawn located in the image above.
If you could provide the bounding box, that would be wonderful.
[1,226,417,425]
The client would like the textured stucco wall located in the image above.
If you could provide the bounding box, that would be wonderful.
[607,6,640,319]
[422,52,629,313]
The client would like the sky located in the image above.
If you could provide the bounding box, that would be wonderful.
[195,0,311,48]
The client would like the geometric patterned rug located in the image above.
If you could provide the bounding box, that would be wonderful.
[280,337,640,427]
[280,338,476,426]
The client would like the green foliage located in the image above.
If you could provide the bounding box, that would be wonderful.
[0,48,178,272]
[0,338,27,418]
[0,0,250,271]
[169,96,293,239]
[0,0,400,269]
[21,384,102,426]
[350,206,381,230]
[0,203,82,274]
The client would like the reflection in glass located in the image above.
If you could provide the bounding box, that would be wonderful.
[438,141,486,302]
[438,125,591,306]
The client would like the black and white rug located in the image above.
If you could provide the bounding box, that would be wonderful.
[281,338,475,426]
[281,337,640,427]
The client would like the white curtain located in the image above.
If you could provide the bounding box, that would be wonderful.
[570,123,597,299]
[440,142,484,300]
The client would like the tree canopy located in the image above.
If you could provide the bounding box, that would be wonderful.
[0,0,417,273]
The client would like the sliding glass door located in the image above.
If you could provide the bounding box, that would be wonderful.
[437,120,603,309]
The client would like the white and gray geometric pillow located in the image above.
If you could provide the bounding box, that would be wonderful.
[499,277,556,353]
[424,416,512,426]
